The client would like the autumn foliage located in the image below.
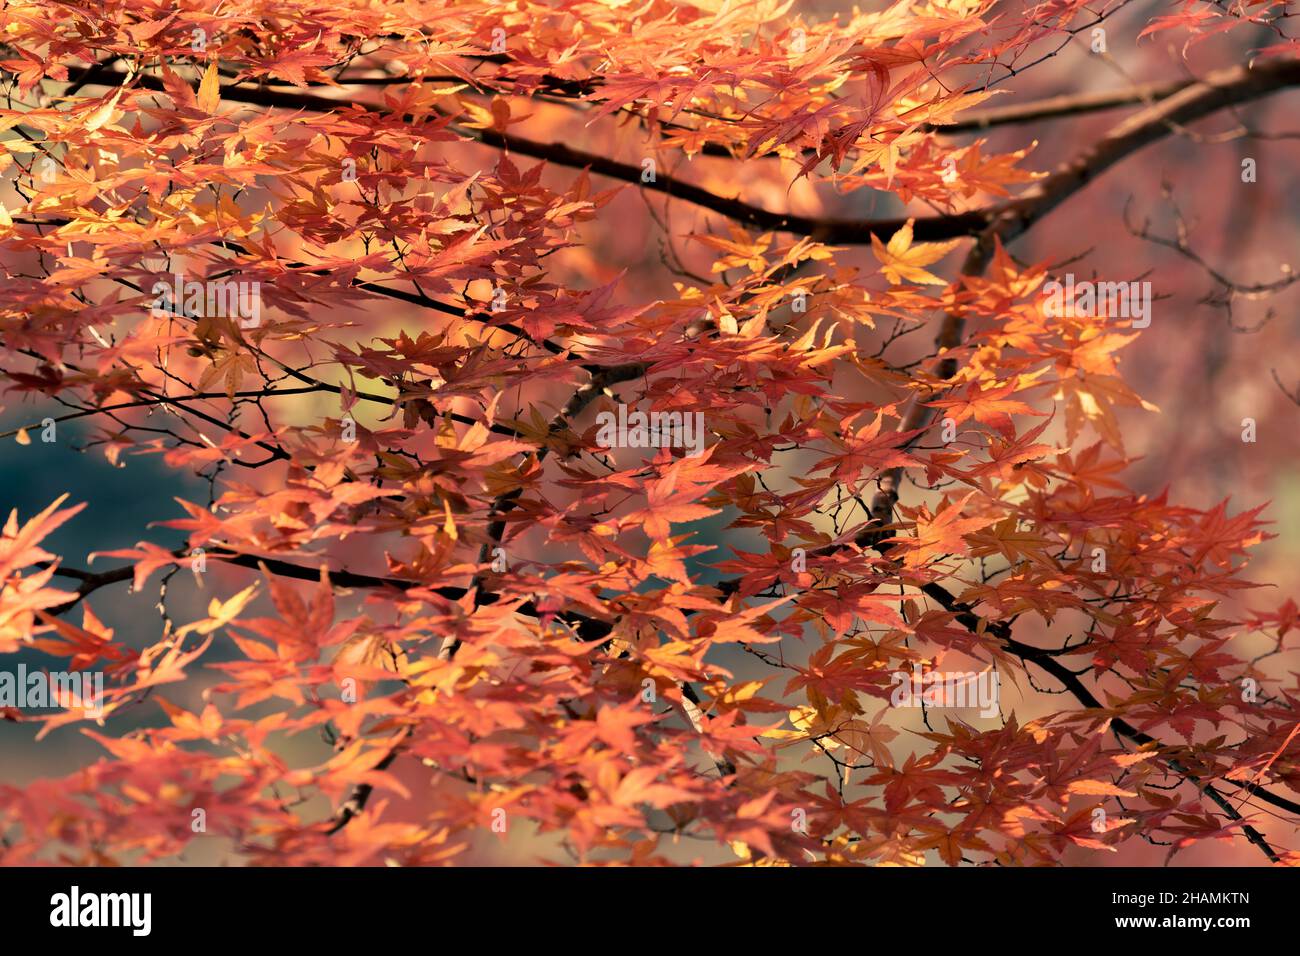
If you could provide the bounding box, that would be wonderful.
[1,0,1299,867]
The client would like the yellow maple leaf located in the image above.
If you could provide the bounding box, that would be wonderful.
[197,61,221,114]
[177,583,258,638]
[83,88,123,133]
[871,218,962,285]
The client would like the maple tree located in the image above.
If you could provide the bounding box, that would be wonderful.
[0,0,1298,867]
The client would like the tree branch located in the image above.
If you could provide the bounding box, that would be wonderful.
[72,65,986,245]
[932,76,1192,134]
[918,578,1287,862]
[866,56,1300,540]
[61,58,1300,252]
